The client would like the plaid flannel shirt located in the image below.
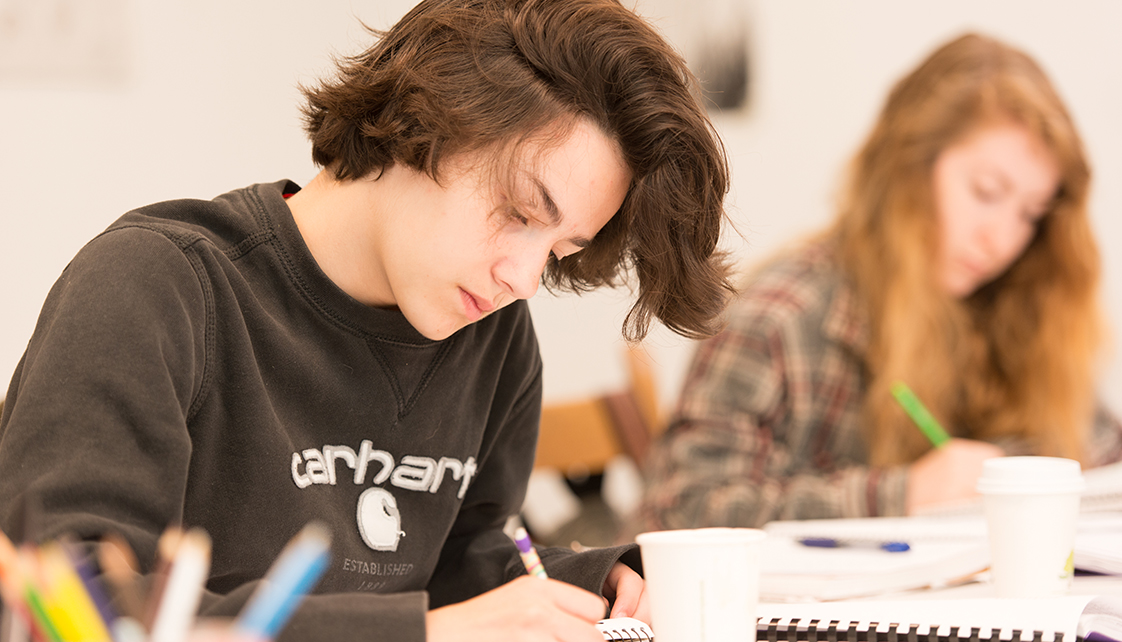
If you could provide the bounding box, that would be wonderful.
[639,238,1122,529]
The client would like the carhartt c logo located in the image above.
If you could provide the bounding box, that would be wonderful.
[357,487,404,551]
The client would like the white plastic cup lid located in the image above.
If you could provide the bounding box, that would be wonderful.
[636,527,767,547]
[975,456,1085,495]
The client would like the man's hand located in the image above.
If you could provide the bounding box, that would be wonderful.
[601,562,649,623]
[426,575,606,642]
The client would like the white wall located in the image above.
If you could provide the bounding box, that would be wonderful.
[3,1,1121,420]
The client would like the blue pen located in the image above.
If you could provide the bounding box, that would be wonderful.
[799,537,910,553]
[234,522,332,639]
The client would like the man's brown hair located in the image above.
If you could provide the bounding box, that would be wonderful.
[301,0,733,341]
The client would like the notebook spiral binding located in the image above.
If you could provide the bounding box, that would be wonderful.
[597,617,655,641]
[758,617,1079,642]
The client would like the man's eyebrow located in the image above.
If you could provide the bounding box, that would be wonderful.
[534,177,562,226]
[534,178,593,249]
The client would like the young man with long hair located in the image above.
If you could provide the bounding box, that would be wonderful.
[0,1,732,640]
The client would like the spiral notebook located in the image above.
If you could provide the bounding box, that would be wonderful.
[597,617,654,641]
[755,595,1122,642]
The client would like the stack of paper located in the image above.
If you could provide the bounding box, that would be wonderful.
[760,510,1122,602]
[760,516,990,602]
[1075,513,1122,575]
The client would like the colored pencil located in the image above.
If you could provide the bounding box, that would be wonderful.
[96,534,147,626]
[148,528,212,642]
[233,522,332,640]
[890,381,952,448]
[142,526,184,631]
[37,541,112,642]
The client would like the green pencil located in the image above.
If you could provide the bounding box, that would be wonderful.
[890,381,952,448]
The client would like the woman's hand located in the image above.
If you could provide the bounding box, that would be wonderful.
[426,575,605,642]
[906,438,1004,514]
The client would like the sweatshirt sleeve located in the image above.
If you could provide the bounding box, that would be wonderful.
[0,226,207,548]
[0,228,431,642]
[639,294,908,529]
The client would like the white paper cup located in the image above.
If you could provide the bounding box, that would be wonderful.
[976,456,1084,598]
[636,527,766,642]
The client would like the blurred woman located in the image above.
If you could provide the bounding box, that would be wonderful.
[640,33,1122,529]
